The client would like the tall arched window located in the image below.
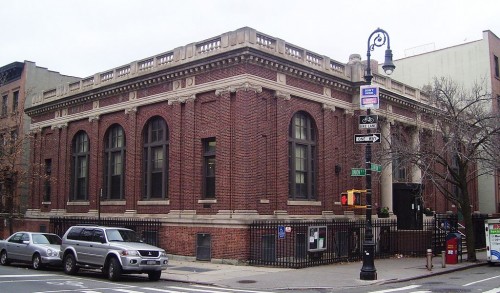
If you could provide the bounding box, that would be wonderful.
[104,124,125,200]
[71,131,89,201]
[288,111,317,200]
[143,117,169,199]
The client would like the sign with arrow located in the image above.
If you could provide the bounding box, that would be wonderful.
[354,133,381,144]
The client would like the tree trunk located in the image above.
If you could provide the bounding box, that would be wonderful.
[461,190,477,262]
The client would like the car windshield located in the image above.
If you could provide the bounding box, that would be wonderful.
[106,229,140,242]
[33,234,62,245]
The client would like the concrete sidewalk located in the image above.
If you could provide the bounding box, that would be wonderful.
[162,251,488,291]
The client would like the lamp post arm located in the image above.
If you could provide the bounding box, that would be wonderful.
[365,28,392,83]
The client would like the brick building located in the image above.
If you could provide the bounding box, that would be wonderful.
[0,61,79,237]
[24,27,472,261]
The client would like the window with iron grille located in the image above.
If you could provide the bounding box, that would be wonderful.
[143,117,169,199]
[71,131,89,200]
[288,112,317,200]
[104,124,125,200]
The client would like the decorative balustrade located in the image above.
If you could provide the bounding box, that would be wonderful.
[306,52,322,67]
[116,66,130,77]
[138,58,154,71]
[285,44,303,60]
[157,53,173,66]
[100,71,114,82]
[330,61,345,75]
[256,34,275,49]
[197,38,221,54]
[30,27,427,110]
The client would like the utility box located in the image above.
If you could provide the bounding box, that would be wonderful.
[445,233,458,264]
[485,218,500,265]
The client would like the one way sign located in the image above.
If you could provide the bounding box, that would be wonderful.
[354,133,381,144]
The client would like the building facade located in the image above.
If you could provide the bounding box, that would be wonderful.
[384,30,500,214]
[0,61,79,237]
[24,27,472,261]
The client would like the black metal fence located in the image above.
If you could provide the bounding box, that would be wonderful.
[249,214,489,268]
[249,218,435,268]
[50,217,162,247]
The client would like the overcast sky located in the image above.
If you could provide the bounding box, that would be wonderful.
[1,0,498,78]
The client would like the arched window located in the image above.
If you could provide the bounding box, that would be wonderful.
[143,117,169,199]
[104,124,125,200]
[288,112,317,200]
[71,131,89,201]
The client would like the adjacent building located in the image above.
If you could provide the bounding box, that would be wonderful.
[0,61,79,237]
[23,27,474,261]
[384,30,500,214]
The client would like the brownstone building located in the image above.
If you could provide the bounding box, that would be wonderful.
[0,61,79,237]
[24,27,473,261]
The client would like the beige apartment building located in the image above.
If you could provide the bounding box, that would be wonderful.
[383,30,500,214]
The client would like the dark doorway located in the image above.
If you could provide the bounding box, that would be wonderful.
[393,183,423,230]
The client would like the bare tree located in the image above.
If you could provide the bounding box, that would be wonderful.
[386,77,500,262]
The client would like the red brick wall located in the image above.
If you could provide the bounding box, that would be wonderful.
[163,225,249,260]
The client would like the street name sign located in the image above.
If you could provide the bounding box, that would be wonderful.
[371,163,382,172]
[354,133,381,144]
[359,114,378,129]
[360,85,380,109]
[351,168,366,176]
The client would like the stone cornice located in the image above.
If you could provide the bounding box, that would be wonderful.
[29,73,437,133]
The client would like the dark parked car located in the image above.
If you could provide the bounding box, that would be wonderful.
[0,232,62,269]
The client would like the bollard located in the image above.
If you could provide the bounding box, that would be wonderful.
[441,251,446,268]
[426,249,433,271]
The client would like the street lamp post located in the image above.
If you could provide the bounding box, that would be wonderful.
[360,28,395,281]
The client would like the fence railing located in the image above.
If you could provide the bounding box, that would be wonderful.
[49,217,162,247]
[249,218,435,268]
[250,214,489,268]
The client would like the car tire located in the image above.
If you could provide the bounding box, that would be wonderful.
[107,257,122,281]
[63,254,79,275]
[32,253,43,270]
[0,250,10,266]
[148,270,162,281]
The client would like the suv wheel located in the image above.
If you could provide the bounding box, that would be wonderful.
[0,250,9,265]
[32,253,43,270]
[148,271,162,281]
[107,257,122,281]
[63,254,79,275]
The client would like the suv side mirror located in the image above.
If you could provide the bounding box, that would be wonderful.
[100,235,107,244]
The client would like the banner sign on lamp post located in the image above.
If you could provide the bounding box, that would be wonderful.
[360,85,380,109]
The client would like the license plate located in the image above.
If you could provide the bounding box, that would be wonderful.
[147,260,157,265]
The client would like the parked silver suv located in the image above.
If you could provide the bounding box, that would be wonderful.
[61,225,168,281]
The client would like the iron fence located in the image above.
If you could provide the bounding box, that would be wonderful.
[249,218,435,268]
[50,217,162,247]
